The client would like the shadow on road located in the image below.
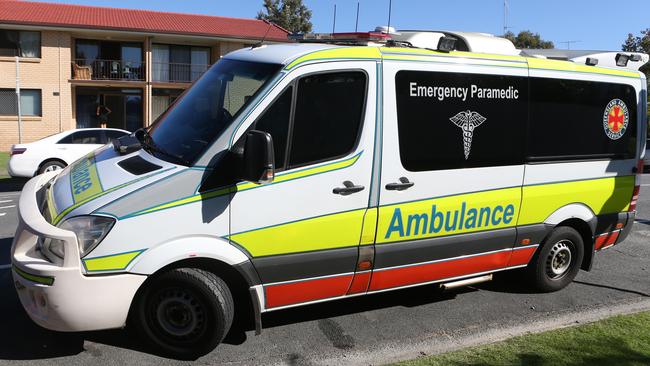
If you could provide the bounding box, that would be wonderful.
[0,178,27,193]
[0,237,471,360]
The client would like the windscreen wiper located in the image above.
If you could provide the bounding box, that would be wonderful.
[135,128,191,166]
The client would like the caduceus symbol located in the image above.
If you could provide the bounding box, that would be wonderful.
[449,110,487,160]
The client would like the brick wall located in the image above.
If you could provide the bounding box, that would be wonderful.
[0,31,72,151]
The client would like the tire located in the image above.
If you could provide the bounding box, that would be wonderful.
[133,268,234,360]
[38,160,66,175]
[526,226,584,293]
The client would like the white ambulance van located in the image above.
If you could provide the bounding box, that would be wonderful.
[11,30,648,358]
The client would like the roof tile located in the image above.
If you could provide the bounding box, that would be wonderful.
[0,0,289,41]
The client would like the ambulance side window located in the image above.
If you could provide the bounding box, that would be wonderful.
[253,87,293,171]
[395,70,527,172]
[527,78,637,161]
[288,71,366,169]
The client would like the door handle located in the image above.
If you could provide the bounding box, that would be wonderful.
[333,181,365,195]
[385,177,414,191]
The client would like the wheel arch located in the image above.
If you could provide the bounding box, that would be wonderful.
[36,158,68,175]
[128,238,261,333]
[543,203,596,271]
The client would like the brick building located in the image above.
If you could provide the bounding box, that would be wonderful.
[0,0,288,151]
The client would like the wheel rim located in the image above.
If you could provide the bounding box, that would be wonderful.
[546,240,573,279]
[44,165,62,172]
[153,288,206,341]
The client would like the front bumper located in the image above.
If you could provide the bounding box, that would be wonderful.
[11,172,146,332]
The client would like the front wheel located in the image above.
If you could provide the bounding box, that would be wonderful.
[133,268,234,360]
[526,226,584,292]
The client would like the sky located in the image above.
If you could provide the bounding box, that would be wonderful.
[30,0,650,50]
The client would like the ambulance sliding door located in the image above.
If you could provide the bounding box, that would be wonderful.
[370,57,531,292]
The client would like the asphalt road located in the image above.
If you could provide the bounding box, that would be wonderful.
[1,177,650,365]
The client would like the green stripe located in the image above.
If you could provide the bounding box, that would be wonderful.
[120,152,362,220]
[13,265,54,286]
[53,167,174,225]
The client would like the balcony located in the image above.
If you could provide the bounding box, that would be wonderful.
[152,62,210,83]
[72,59,145,81]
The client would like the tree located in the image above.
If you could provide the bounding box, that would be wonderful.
[621,29,650,78]
[504,30,554,49]
[257,0,312,34]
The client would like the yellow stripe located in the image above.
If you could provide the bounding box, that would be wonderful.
[70,155,102,203]
[518,176,634,225]
[47,185,57,222]
[230,209,366,257]
[235,153,361,192]
[381,47,528,63]
[360,207,378,245]
[286,47,382,70]
[83,250,144,272]
[231,176,631,257]
[377,187,522,244]
[528,58,640,78]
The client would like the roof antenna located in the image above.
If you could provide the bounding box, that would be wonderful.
[252,21,273,49]
[355,2,360,32]
[332,4,337,33]
[386,0,392,32]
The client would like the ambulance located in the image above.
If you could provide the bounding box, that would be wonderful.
[11,30,648,358]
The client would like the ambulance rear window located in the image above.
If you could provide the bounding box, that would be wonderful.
[527,78,637,161]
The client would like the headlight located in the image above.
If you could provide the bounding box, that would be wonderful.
[41,216,115,260]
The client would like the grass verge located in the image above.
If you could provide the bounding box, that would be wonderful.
[394,311,650,366]
[0,152,9,180]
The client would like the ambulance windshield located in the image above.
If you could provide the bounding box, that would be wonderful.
[148,59,281,165]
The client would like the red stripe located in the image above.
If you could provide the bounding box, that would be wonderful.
[595,231,620,250]
[507,246,537,267]
[347,272,371,295]
[265,274,353,309]
[369,250,512,292]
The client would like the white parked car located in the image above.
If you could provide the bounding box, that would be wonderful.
[8,128,129,177]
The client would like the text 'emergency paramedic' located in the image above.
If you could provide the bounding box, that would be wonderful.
[385,202,516,239]
[409,83,519,102]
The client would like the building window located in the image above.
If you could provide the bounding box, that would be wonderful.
[152,44,210,83]
[0,89,42,116]
[0,30,41,58]
[152,88,184,121]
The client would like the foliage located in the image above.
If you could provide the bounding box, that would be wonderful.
[256,0,312,34]
[504,30,554,49]
[622,29,650,78]
[0,152,9,180]
[395,311,650,366]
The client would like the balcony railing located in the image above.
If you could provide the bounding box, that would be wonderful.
[152,62,210,83]
[72,59,145,81]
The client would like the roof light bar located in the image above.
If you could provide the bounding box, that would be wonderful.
[289,32,391,44]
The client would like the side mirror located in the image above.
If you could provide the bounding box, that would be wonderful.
[241,130,275,184]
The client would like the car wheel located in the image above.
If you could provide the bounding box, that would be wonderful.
[133,268,234,360]
[39,161,66,175]
[526,226,584,293]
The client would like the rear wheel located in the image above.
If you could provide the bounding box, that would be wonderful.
[527,226,584,292]
[133,268,234,360]
[38,160,66,175]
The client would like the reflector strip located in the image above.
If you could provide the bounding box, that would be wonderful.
[595,230,621,251]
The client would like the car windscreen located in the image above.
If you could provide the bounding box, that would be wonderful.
[148,59,281,165]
